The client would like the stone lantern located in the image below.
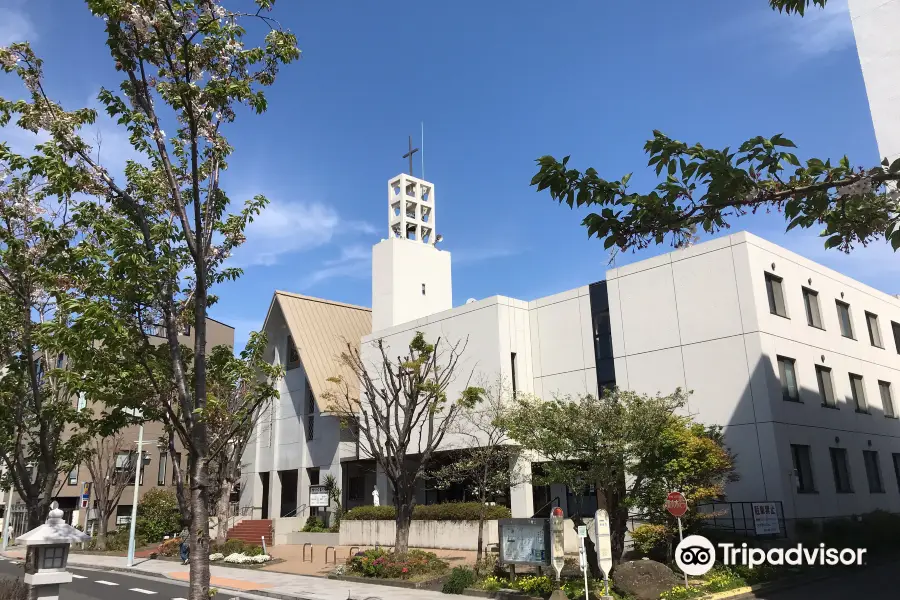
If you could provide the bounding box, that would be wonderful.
[16,501,90,600]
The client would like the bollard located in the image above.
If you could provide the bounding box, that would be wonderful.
[326,546,336,564]
[302,542,313,562]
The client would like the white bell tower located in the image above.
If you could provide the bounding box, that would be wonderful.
[372,172,452,332]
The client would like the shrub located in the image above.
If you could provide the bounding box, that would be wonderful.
[342,502,511,522]
[660,585,704,600]
[157,538,182,557]
[513,575,554,597]
[347,547,448,579]
[0,577,27,600]
[136,489,183,543]
[301,516,328,533]
[630,523,670,561]
[209,553,224,561]
[479,575,508,591]
[223,553,271,564]
[702,567,746,592]
[89,529,145,552]
[442,566,476,594]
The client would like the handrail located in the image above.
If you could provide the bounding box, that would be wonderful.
[281,503,308,519]
[531,496,561,518]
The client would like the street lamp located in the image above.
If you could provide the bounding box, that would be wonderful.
[126,411,152,568]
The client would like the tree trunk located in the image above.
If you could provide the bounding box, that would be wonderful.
[97,514,109,551]
[610,505,629,565]
[25,502,42,532]
[216,482,231,545]
[394,484,413,554]
[188,459,211,600]
[476,500,486,567]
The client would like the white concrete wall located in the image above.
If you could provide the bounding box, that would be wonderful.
[607,231,900,520]
[529,286,597,400]
[850,0,900,162]
[371,237,452,332]
[340,519,501,551]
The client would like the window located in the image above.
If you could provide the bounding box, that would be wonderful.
[76,392,87,412]
[349,476,364,501]
[171,452,182,486]
[286,335,301,370]
[777,356,799,402]
[790,444,816,493]
[115,505,132,526]
[67,466,78,486]
[306,380,315,442]
[866,312,883,348]
[893,453,900,494]
[863,450,885,493]
[816,366,837,408]
[55,353,65,369]
[879,381,895,418]
[510,353,518,399]
[115,452,142,485]
[158,451,168,486]
[801,288,823,329]
[41,546,65,570]
[593,310,613,360]
[849,374,868,413]
[765,273,787,317]
[893,321,900,354]
[836,301,854,339]
[829,447,853,493]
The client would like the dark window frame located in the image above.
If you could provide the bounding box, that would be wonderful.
[816,365,837,409]
[865,311,884,348]
[158,451,168,486]
[777,355,800,402]
[836,300,855,339]
[830,447,853,493]
[879,380,896,418]
[765,272,788,318]
[802,287,824,329]
[863,450,885,493]
[849,373,869,414]
[790,444,816,493]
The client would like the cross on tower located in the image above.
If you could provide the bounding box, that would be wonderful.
[402,135,419,176]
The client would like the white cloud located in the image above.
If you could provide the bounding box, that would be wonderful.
[297,244,371,289]
[230,200,376,267]
[0,2,36,47]
[780,0,854,58]
[453,245,520,265]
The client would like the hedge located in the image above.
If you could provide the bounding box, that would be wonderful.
[343,502,511,521]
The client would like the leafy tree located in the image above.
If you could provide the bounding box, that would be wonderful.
[501,388,735,568]
[205,332,281,544]
[136,488,183,544]
[531,0,898,255]
[322,473,342,529]
[325,332,483,553]
[83,431,140,550]
[429,377,522,566]
[0,2,299,597]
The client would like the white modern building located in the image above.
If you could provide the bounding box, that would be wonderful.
[241,170,900,535]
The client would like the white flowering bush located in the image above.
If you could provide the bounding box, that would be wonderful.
[209,553,224,561]
[223,553,271,564]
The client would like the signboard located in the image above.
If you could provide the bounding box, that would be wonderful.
[498,518,551,566]
[751,502,781,535]
[665,491,687,517]
[550,507,565,580]
[80,482,92,509]
[309,485,329,508]
[577,525,587,538]
[593,509,613,577]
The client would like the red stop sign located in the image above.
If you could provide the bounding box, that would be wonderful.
[665,492,687,517]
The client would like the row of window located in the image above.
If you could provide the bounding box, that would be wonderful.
[765,272,900,353]
[791,444,900,495]
[776,356,896,417]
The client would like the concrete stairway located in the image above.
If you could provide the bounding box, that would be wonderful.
[226,519,273,546]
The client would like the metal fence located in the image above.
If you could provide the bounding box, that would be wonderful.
[696,501,787,539]
[6,504,28,543]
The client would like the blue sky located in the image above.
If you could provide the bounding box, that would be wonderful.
[1,0,893,350]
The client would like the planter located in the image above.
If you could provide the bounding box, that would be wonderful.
[339,520,500,551]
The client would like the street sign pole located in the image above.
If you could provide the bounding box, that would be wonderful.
[126,422,145,568]
[577,526,589,600]
[1,484,13,551]
[665,491,689,588]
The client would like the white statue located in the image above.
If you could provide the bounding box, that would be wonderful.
[372,486,380,506]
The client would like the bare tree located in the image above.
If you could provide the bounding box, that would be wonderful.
[325,331,482,553]
[83,432,138,550]
[431,377,523,566]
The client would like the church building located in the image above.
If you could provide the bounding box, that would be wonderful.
[241,169,900,535]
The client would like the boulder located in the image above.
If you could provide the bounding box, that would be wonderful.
[613,559,680,600]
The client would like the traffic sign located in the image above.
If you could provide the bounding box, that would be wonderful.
[665,491,687,517]
[577,525,587,538]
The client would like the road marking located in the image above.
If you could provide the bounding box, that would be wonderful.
[71,574,87,579]
[129,588,157,595]
[172,597,188,600]
[95,580,119,586]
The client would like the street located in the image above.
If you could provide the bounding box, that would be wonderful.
[739,559,900,600]
[0,557,260,600]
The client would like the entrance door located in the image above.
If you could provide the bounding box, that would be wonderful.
[279,470,298,517]
[260,472,270,519]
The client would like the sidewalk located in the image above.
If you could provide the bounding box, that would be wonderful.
[2,549,450,600]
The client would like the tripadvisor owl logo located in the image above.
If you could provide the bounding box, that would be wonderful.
[675,534,867,575]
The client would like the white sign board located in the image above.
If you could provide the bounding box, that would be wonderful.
[577,525,587,538]
[500,522,547,564]
[751,502,780,535]
[309,485,329,508]
[593,509,613,576]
